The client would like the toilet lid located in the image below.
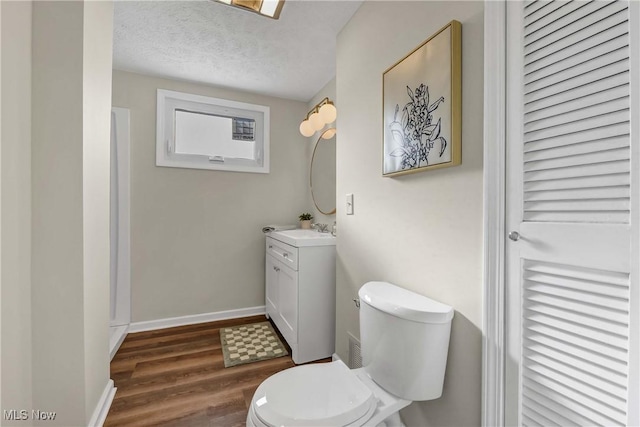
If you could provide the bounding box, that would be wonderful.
[252,360,376,427]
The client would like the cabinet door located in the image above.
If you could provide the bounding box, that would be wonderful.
[277,264,298,345]
[265,255,279,320]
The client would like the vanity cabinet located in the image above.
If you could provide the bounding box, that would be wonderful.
[265,233,336,364]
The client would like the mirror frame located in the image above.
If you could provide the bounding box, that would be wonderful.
[310,128,337,215]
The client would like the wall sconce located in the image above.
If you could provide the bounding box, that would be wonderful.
[299,98,337,137]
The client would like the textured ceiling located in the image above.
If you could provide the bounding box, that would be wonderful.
[113,0,362,102]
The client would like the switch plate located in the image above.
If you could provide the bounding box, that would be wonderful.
[346,193,354,215]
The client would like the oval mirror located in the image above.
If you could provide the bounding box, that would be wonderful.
[310,128,336,215]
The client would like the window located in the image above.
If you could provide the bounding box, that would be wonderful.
[156,89,270,173]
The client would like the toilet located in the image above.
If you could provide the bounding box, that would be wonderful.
[247,281,454,427]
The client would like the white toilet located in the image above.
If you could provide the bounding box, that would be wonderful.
[247,281,454,427]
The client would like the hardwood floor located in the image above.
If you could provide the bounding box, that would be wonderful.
[105,315,329,427]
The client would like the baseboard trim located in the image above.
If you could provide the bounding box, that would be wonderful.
[128,306,267,333]
[88,379,116,427]
[109,324,129,361]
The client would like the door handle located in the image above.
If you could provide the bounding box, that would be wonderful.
[508,231,520,241]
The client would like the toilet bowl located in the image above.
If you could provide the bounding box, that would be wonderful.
[247,281,454,427]
[246,359,410,427]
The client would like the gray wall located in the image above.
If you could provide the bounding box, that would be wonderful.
[1,1,33,421]
[112,70,311,322]
[335,2,484,426]
[31,2,113,424]
[81,2,114,420]
[1,1,113,424]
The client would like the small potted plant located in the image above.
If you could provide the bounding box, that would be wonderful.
[298,212,313,229]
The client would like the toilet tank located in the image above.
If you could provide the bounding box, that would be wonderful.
[358,281,453,401]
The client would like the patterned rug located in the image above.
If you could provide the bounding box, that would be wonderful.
[220,321,289,368]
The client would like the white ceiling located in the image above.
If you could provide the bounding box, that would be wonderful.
[113,0,363,102]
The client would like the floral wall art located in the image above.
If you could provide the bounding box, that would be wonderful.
[383,20,462,176]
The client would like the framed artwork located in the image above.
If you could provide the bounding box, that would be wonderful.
[383,20,462,177]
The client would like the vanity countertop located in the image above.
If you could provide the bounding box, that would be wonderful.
[269,229,336,247]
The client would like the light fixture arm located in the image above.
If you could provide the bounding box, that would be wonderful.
[303,97,333,120]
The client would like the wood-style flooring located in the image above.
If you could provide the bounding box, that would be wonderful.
[105,315,329,427]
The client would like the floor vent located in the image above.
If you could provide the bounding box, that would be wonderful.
[348,332,362,369]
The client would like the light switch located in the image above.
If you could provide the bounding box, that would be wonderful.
[346,193,354,215]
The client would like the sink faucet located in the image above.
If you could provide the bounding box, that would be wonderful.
[312,223,329,233]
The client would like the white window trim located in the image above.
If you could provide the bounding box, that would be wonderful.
[156,89,270,173]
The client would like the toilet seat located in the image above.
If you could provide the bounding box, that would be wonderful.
[251,360,377,427]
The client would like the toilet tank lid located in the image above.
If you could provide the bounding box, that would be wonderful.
[359,281,454,324]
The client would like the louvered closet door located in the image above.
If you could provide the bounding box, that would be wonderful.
[505,1,639,426]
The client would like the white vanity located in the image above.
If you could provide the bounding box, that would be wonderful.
[265,229,336,364]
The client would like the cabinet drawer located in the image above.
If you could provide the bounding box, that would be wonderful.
[266,237,298,270]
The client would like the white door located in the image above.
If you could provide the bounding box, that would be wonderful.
[277,263,298,345]
[110,107,131,328]
[505,1,639,425]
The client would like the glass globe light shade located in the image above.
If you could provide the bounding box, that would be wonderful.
[321,128,336,139]
[319,103,337,124]
[299,120,314,137]
[309,111,324,131]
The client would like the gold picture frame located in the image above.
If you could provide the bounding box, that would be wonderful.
[382,20,462,177]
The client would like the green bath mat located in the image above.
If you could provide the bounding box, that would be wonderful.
[220,321,288,368]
